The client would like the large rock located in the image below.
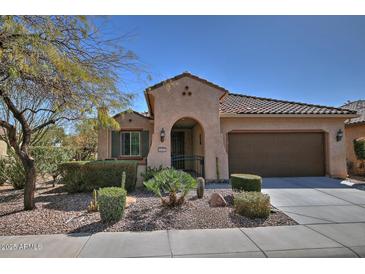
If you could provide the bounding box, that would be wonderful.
[209,192,227,207]
[126,196,136,208]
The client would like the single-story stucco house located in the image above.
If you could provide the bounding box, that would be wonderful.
[341,100,365,175]
[98,72,357,183]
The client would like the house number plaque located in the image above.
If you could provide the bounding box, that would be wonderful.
[158,146,167,152]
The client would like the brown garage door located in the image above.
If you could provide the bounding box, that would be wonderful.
[228,132,325,177]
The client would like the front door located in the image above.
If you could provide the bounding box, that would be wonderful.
[171,131,185,169]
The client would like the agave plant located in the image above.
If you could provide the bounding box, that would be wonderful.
[144,168,197,206]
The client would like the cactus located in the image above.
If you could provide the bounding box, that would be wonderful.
[87,189,99,212]
[121,171,126,189]
[216,157,220,180]
[196,177,205,199]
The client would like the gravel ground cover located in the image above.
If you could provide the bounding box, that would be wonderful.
[0,184,297,236]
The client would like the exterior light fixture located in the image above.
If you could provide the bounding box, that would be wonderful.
[160,128,166,142]
[336,129,343,142]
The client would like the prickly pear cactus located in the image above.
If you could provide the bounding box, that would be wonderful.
[196,177,205,199]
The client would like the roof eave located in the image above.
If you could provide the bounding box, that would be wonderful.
[144,89,154,118]
[345,121,365,127]
[113,110,152,120]
[219,113,359,118]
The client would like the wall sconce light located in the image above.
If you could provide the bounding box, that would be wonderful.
[160,128,165,142]
[336,129,343,142]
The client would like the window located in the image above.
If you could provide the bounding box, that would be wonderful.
[121,131,140,156]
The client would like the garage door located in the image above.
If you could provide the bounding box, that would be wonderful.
[228,132,325,177]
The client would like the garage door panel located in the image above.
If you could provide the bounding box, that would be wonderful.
[228,132,325,177]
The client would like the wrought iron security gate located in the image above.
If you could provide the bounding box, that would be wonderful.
[171,155,205,178]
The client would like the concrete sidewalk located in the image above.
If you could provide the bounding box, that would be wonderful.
[1,223,365,258]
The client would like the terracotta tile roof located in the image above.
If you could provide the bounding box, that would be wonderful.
[142,72,356,117]
[145,72,229,94]
[220,93,356,115]
[113,110,152,120]
[341,100,365,125]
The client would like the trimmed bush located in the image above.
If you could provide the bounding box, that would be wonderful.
[59,160,138,193]
[59,161,87,192]
[98,187,127,222]
[231,174,262,192]
[234,192,271,218]
[353,138,365,160]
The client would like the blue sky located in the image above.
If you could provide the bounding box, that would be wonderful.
[103,16,365,112]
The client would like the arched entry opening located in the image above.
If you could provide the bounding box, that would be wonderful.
[171,117,205,177]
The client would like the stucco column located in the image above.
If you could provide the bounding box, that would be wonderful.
[97,128,110,160]
[203,127,229,181]
[327,125,347,178]
[147,123,172,168]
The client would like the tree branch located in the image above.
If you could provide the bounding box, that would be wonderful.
[20,107,56,115]
[0,119,14,131]
[32,116,78,133]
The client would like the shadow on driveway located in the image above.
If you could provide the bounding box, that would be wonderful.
[207,177,352,190]
[262,177,350,189]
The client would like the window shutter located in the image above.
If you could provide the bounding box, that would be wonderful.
[111,131,121,158]
[141,130,150,157]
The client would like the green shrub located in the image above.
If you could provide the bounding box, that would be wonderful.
[231,174,262,192]
[0,151,26,189]
[141,165,164,182]
[31,146,74,181]
[59,160,138,193]
[234,192,271,218]
[354,138,365,160]
[0,157,6,185]
[144,168,197,206]
[7,157,25,189]
[98,187,127,222]
[0,146,74,188]
[58,161,87,192]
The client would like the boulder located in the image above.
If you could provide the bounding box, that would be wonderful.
[126,196,136,208]
[209,192,227,207]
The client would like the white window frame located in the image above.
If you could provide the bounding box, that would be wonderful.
[120,131,141,157]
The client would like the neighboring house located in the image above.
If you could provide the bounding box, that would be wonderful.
[98,72,357,182]
[0,127,7,157]
[341,100,365,175]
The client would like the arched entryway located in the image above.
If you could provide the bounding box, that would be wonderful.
[171,117,205,177]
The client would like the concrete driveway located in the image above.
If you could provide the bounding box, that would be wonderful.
[263,177,365,225]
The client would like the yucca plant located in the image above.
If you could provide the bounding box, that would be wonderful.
[144,168,197,206]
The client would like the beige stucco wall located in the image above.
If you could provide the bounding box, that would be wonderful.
[220,117,348,178]
[136,164,147,187]
[0,140,6,157]
[345,124,365,175]
[0,128,6,157]
[146,76,228,180]
[192,123,204,156]
[97,112,154,160]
